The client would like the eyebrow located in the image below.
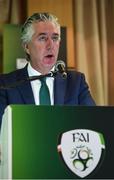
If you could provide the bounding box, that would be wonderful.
[38,32,60,36]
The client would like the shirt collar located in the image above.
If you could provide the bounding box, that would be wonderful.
[27,62,41,77]
[27,62,55,77]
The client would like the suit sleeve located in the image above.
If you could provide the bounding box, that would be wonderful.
[78,73,96,105]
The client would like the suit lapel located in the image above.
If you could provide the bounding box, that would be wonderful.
[17,82,35,104]
[16,66,35,104]
[54,74,67,105]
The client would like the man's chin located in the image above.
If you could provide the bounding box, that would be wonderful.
[43,58,56,66]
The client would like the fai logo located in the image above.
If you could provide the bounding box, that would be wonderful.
[58,129,105,178]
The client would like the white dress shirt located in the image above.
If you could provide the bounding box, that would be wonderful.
[27,63,54,105]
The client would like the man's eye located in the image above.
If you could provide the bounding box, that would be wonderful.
[52,36,60,41]
[38,35,60,42]
[38,36,47,41]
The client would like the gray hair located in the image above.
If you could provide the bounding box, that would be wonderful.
[21,12,61,45]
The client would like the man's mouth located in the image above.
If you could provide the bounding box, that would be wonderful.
[43,54,55,65]
[45,54,54,58]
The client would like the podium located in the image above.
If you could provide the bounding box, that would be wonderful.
[0,105,114,179]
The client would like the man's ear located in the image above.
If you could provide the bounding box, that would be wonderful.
[23,43,30,55]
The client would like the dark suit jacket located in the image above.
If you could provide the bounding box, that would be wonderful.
[0,65,95,127]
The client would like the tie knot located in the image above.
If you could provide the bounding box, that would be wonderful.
[40,77,46,84]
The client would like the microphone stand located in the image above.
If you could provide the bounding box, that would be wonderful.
[0,71,57,89]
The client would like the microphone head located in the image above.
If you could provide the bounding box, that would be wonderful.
[55,60,67,78]
[55,60,66,69]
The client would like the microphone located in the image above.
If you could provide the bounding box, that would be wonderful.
[0,72,57,89]
[55,60,67,78]
[0,61,67,89]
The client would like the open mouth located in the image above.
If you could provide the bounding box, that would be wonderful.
[43,54,55,65]
[45,54,54,58]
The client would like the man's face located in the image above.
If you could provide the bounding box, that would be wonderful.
[25,21,61,74]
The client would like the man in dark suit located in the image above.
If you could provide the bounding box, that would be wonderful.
[0,12,95,127]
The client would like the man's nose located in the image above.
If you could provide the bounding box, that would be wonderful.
[46,37,54,50]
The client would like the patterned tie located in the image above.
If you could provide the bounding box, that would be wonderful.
[39,77,51,105]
